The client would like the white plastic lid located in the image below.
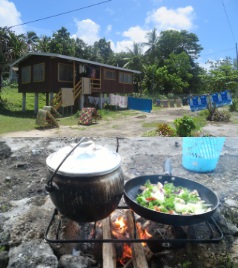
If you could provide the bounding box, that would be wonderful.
[46,141,121,177]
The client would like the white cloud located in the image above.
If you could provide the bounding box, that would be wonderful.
[110,26,148,53]
[146,6,195,31]
[123,26,148,43]
[111,6,195,53]
[110,40,134,53]
[0,0,25,34]
[73,19,100,45]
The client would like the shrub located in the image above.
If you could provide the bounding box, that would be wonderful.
[156,123,176,137]
[212,109,231,122]
[174,115,196,137]
[229,98,238,112]
[167,93,174,99]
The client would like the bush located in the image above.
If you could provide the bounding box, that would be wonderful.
[174,115,196,137]
[156,123,176,137]
[167,93,174,99]
[212,109,231,122]
[229,98,238,112]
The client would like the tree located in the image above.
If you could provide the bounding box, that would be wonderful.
[37,35,51,52]
[157,30,203,62]
[201,58,238,93]
[50,27,74,55]
[24,31,39,51]
[110,51,128,67]
[73,38,89,59]
[164,52,193,81]
[0,27,11,91]
[143,28,159,64]
[123,42,144,71]
[142,65,189,95]
[7,31,27,62]
[91,38,113,64]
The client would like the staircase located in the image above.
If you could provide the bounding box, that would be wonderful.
[51,79,82,111]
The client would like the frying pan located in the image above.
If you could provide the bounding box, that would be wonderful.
[123,158,219,226]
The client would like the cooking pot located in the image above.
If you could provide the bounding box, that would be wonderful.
[45,139,124,222]
[124,158,219,226]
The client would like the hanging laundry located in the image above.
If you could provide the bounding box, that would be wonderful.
[79,65,85,74]
[90,68,96,78]
[109,94,115,105]
[61,88,74,107]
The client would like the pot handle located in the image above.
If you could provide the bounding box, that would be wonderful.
[164,157,172,176]
[45,182,59,192]
[45,137,86,191]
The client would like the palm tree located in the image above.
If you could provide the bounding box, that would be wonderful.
[123,42,144,72]
[24,31,39,51]
[0,27,11,91]
[36,35,51,52]
[143,28,159,64]
[8,31,27,62]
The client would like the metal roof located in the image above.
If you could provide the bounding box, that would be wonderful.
[10,52,141,74]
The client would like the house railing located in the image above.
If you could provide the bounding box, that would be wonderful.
[51,77,101,110]
[91,78,101,92]
[74,79,82,99]
[51,79,82,111]
[51,90,63,111]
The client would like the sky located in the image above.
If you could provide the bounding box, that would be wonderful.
[0,0,237,68]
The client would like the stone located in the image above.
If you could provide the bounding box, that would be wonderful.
[58,254,97,268]
[8,239,58,268]
[225,199,238,208]
[0,142,11,159]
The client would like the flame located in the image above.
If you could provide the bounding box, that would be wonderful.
[136,222,153,246]
[119,243,132,265]
[113,216,127,231]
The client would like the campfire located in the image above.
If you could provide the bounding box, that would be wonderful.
[45,206,223,268]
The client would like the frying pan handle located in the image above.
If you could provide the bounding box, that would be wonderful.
[164,158,172,175]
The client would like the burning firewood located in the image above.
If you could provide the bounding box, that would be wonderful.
[125,210,149,268]
[102,217,116,268]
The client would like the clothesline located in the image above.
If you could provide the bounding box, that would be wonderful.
[87,94,128,108]
[188,90,232,112]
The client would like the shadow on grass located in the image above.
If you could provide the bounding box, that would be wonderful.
[0,109,36,119]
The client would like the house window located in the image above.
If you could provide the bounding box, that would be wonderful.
[33,63,45,82]
[58,63,73,82]
[21,66,31,84]
[104,69,115,80]
[119,72,133,84]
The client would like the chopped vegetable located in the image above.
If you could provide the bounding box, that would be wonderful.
[136,180,212,215]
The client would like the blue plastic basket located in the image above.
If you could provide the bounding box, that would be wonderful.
[182,137,225,173]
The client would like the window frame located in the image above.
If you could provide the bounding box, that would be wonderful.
[58,63,73,82]
[33,62,45,83]
[119,72,133,84]
[21,66,31,84]
[104,69,116,80]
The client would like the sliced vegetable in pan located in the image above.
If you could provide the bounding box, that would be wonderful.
[136,180,212,215]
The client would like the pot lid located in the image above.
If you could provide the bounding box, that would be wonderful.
[46,141,121,177]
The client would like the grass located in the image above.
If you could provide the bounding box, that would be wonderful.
[0,86,144,134]
[142,111,208,137]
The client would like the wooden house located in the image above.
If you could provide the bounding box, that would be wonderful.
[10,52,141,113]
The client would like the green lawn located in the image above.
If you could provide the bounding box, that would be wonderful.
[0,86,141,134]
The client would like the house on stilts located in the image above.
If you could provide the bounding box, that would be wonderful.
[10,52,141,114]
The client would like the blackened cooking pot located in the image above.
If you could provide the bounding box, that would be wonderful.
[45,140,124,222]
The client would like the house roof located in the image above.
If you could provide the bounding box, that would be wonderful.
[10,52,141,74]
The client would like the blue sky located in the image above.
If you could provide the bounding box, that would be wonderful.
[0,0,237,68]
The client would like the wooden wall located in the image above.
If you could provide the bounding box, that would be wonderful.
[17,55,136,95]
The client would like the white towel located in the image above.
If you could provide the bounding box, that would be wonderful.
[61,88,74,107]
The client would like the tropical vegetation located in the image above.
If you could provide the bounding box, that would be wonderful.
[1,26,238,98]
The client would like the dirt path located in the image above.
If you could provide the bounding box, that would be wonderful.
[1,107,238,137]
